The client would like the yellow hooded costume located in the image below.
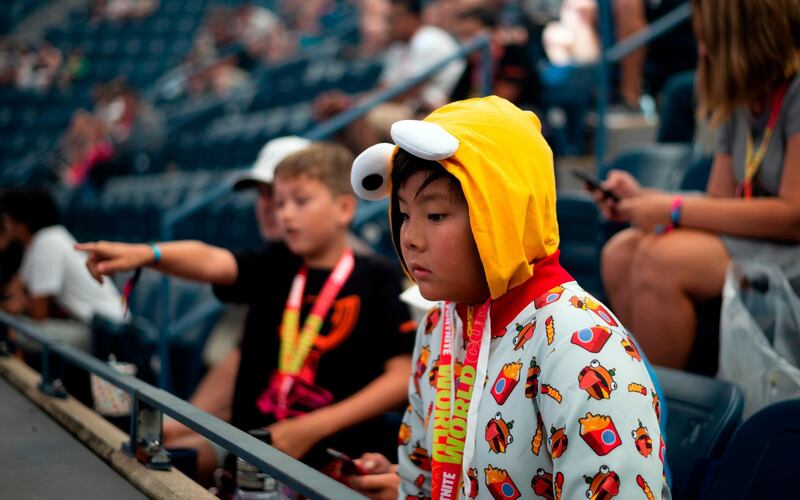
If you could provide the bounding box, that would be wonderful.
[352,96,560,300]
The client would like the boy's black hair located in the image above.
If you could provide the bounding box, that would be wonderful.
[389,149,465,258]
[391,0,422,16]
[391,148,465,202]
[0,189,60,234]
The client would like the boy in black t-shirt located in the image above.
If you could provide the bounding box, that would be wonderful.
[77,143,415,479]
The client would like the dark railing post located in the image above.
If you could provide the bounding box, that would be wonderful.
[38,343,67,398]
[129,392,171,470]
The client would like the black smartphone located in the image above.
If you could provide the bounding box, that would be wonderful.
[326,448,363,475]
[571,170,620,202]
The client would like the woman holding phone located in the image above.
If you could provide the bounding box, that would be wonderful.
[594,0,800,370]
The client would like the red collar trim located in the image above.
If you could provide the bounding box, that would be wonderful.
[490,251,574,338]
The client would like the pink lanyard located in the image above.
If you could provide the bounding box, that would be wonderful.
[431,300,490,500]
[277,248,355,375]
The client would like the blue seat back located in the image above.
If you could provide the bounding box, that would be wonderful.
[555,190,603,298]
[352,199,395,261]
[655,366,744,500]
[703,399,800,500]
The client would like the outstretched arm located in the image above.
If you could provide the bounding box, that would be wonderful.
[75,240,239,285]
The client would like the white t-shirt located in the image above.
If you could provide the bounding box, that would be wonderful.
[379,25,466,109]
[19,226,126,323]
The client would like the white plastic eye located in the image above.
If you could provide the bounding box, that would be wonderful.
[537,468,545,476]
[586,490,593,498]
[351,143,395,200]
[631,430,637,438]
[495,412,502,420]
[600,465,609,474]
[611,381,617,390]
[590,359,600,368]
[507,435,513,444]
[391,120,459,161]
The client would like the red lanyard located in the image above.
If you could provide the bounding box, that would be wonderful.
[277,249,355,375]
[739,82,788,199]
[431,300,490,500]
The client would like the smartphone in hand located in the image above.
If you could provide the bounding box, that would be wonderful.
[571,170,620,202]
[326,448,364,476]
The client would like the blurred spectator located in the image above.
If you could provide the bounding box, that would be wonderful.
[314,0,464,122]
[59,110,114,187]
[377,0,465,111]
[594,0,800,369]
[358,0,391,56]
[231,136,313,241]
[91,0,159,23]
[542,0,600,65]
[0,189,126,353]
[614,0,697,108]
[451,6,540,107]
[94,78,165,161]
[11,40,63,93]
[236,4,295,65]
[59,79,165,186]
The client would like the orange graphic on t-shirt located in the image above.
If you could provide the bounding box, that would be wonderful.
[300,294,361,353]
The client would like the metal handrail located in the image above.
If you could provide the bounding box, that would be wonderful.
[155,33,492,389]
[594,0,693,165]
[0,310,364,500]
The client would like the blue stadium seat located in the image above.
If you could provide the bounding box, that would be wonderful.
[655,366,744,500]
[556,189,603,298]
[352,198,394,261]
[702,399,800,500]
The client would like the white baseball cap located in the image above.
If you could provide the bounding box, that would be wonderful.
[233,135,312,190]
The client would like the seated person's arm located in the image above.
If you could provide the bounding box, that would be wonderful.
[266,353,412,459]
[75,240,239,285]
[676,139,800,240]
[164,348,240,442]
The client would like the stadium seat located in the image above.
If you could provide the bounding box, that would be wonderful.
[655,366,744,500]
[555,189,603,299]
[352,198,394,261]
[702,398,800,500]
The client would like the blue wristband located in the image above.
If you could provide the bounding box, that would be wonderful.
[670,196,684,228]
[151,244,161,264]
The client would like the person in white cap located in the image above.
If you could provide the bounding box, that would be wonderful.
[232,135,312,241]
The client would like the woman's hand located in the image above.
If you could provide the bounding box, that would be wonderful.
[589,169,644,222]
[74,241,155,284]
[345,453,399,500]
[616,193,674,232]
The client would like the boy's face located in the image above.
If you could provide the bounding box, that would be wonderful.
[397,171,489,304]
[274,174,355,264]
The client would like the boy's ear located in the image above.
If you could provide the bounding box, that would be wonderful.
[336,193,358,225]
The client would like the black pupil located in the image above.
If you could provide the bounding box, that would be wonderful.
[362,174,383,191]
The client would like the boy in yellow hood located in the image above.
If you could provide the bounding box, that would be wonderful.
[350,96,670,500]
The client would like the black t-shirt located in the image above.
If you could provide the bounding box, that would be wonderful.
[451,43,540,107]
[213,243,415,462]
